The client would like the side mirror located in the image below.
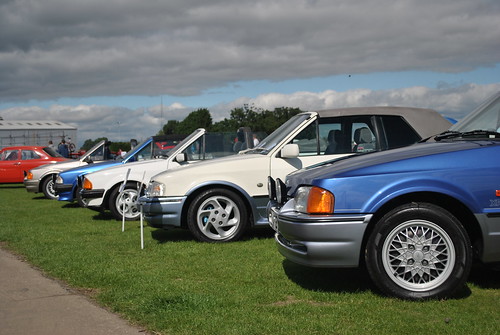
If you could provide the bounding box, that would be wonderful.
[175,153,187,163]
[83,156,93,164]
[280,144,299,158]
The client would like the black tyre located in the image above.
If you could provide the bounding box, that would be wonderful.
[187,188,248,242]
[41,176,57,200]
[75,186,89,207]
[109,183,142,221]
[365,202,472,300]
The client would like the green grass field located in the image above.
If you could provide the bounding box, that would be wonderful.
[1,183,499,334]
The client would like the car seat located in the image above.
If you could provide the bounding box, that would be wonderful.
[325,130,341,154]
[353,127,373,152]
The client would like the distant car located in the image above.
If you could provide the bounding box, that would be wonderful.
[54,134,186,205]
[24,140,116,199]
[140,106,452,243]
[0,146,68,183]
[267,91,500,300]
[80,128,254,221]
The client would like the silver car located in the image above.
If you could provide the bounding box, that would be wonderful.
[24,140,115,199]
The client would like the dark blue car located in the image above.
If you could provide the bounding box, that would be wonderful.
[268,91,500,300]
[54,135,185,205]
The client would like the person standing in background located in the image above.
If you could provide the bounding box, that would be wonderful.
[58,139,69,158]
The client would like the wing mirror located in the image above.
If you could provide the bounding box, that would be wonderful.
[280,144,299,158]
[175,153,187,163]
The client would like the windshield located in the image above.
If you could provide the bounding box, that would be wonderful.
[165,129,204,156]
[43,146,63,157]
[450,92,500,133]
[244,113,312,154]
[122,138,150,160]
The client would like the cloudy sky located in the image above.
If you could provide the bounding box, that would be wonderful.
[1,0,499,147]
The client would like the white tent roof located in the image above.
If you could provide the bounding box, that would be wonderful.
[0,120,76,130]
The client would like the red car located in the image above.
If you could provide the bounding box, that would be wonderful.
[0,146,69,183]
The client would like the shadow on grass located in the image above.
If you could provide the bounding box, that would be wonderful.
[92,211,116,220]
[282,260,496,299]
[31,195,50,200]
[151,229,195,243]
[282,259,374,294]
[241,227,275,241]
[468,262,500,289]
[62,202,81,208]
[149,226,275,244]
[0,184,25,189]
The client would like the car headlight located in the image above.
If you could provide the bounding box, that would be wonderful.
[55,175,63,184]
[294,186,334,214]
[145,181,165,197]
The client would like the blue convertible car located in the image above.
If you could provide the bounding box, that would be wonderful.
[268,91,500,300]
[54,134,185,204]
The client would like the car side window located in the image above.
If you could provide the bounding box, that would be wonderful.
[183,137,203,160]
[21,150,40,160]
[291,122,321,156]
[352,123,376,153]
[2,150,19,160]
[379,116,420,149]
[290,116,380,156]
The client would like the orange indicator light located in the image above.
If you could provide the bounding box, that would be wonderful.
[307,186,334,214]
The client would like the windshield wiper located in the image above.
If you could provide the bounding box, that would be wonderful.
[460,130,500,138]
[434,129,500,141]
[434,131,462,141]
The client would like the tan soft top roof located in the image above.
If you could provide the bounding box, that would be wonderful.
[316,106,451,139]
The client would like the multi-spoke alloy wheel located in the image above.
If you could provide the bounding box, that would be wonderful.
[109,183,141,220]
[381,219,455,292]
[42,176,57,199]
[366,202,472,300]
[188,188,248,242]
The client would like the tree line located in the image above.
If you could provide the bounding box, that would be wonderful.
[81,105,305,151]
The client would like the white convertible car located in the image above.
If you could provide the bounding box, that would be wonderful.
[139,106,453,242]
[80,128,254,220]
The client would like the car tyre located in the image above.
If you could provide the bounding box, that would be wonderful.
[187,188,248,242]
[109,183,141,221]
[75,186,89,207]
[365,202,472,300]
[41,176,57,200]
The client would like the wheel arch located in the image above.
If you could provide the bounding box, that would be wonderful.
[360,191,483,266]
[180,181,255,229]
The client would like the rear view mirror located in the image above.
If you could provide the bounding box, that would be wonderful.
[281,144,299,158]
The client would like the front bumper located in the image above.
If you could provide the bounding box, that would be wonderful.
[80,189,105,199]
[54,183,73,194]
[54,183,74,201]
[80,189,105,207]
[138,196,187,229]
[23,179,40,193]
[269,205,372,268]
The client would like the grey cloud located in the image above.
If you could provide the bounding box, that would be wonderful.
[3,84,498,147]
[210,83,500,121]
[1,0,499,101]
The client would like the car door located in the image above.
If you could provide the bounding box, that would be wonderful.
[18,149,45,181]
[0,149,22,182]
